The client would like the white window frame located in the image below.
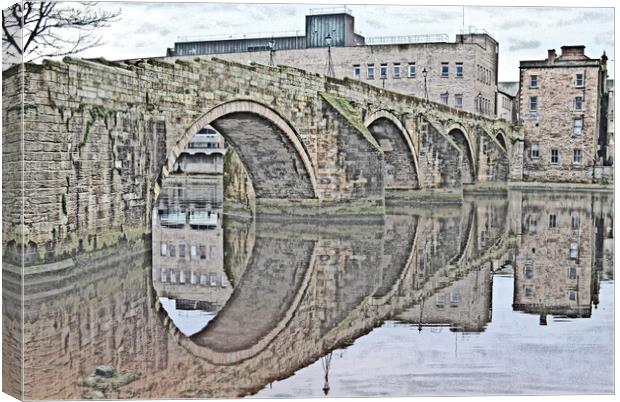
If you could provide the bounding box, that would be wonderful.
[573,149,582,164]
[550,149,559,164]
[393,63,401,79]
[530,75,538,88]
[575,73,584,88]
[441,62,449,77]
[531,143,540,158]
[456,62,464,78]
[440,92,449,104]
[574,118,583,134]
[570,242,579,259]
[454,94,463,108]
[574,96,583,111]
[367,64,375,80]
[380,63,388,79]
[529,96,538,112]
[408,62,416,78]
[353,64,361,80]
[160,242,167,256]
[549,213,557,228]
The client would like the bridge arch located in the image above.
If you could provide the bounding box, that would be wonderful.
[445,123,476,184]
[160,100,318,200]
[364,110,420,189]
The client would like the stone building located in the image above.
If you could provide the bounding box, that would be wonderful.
[166,8,499,116]
[497,81,518,123]
[606,79,614,165]
[518,46,609,182]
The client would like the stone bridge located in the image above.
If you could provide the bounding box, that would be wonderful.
[3,56,520,260]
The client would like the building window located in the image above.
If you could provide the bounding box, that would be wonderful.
[179,244,186,258]
[571,215,580,229]
[454,94,463,108]
[441,62,449,77]
[570,242,579,259]
[550,149,559,164]
[525,262,534,279]
[531,143,540,158]
[190,244,197,258]
[380,63,388,79]
[568,289,577,301]
[573,149,582,164]
[353,64,361,80]
[529,96,538,112]
[408,62,416,78]
[549,213,557,228]
[367,64,375,80]
[209,272,217,287]
[574,118,583,134]
[568,267,577,280]
[575,73,584,87]
[393,63,401,79]
[160,242,167,256]
[440,92,449,104]
[530,75,538,88]
[528,216,538,233]
[436,293,446,307]
[199,245,207,259]
[450,292,460,306]
[456,62,464,77]
[574,96,583,111]
[169,244,176,257]
[524,286,533,297]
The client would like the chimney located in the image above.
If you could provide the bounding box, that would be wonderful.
[547,49,557,64]
[560,45,586,60]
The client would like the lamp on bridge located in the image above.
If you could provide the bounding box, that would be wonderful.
[325,33,335,77]
[268,37,276,67]
[422,67,428,101]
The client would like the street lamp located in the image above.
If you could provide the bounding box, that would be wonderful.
[325,33,335,77]
[422,67,428,101]
[268,37,275,67]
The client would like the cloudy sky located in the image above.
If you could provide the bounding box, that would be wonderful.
[75,1,614,82]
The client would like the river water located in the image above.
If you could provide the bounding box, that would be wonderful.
[7,174,614,399]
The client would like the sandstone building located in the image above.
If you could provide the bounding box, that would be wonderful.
[518,46,609,182]
[166,7,499,116]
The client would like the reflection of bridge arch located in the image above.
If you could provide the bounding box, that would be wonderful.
[159,100,318,201]
[174,236,319,365]
[445,123,476,184]
[364,110,420,189]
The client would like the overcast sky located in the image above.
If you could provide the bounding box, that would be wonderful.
[75,1,615,82]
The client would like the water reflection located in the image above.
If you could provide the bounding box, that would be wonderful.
[11,179,613,399]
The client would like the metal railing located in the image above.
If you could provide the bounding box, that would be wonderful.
[365,33,449,45]
[308,6,352,15]
[177,30,303,43]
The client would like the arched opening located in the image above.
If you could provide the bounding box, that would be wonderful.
[160,100,318,203]
[496,131,508,151]
[448,128,476,184]
[366,113,419,189]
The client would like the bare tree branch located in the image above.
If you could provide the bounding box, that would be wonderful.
[2,1,120,66]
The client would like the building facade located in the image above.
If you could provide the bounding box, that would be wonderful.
[166,8,499,116]
[518,46,609,182]
[497,81,518,123]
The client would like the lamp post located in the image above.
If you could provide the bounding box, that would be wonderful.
[325,33,335,77]
[422,67,428,101]
[268,37,275,67]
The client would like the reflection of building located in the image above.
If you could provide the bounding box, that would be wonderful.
[173,126,227,174]
[512,192,609,319]
[396,265,493,332]
[152,174,229,334]
[166,8,498,115]
[519,46,609,182]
